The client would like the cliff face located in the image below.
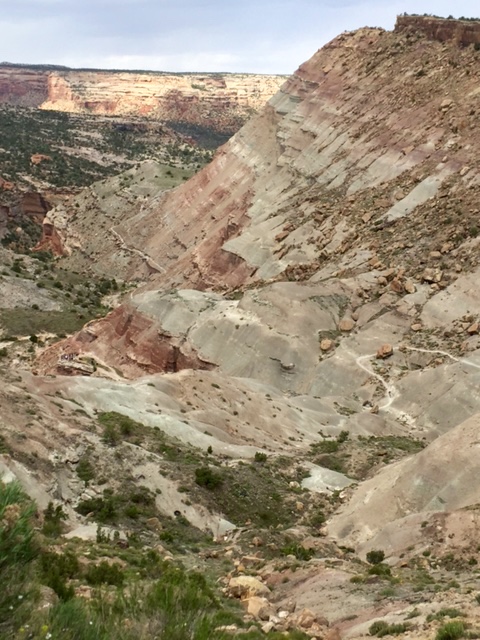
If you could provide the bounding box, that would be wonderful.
[0,65,286,134]
[42,72,286,131]
[0,66,49,106]
[395,14,480,45]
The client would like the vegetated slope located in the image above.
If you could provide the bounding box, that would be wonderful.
[4,16,480,639]
[0,105,207,189]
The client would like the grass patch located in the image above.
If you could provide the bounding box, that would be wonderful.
[0,308,92,337]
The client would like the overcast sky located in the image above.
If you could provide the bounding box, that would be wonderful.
[1,0,479,74]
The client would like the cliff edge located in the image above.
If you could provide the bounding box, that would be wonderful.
[395,13,480,46]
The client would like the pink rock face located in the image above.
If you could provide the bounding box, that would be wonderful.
[35,303,216,378]
[0,66,49,106]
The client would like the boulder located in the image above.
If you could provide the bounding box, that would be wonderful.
[404,279,416,294]
[376,344,393,359]
[245,596,274,620]
[228,575,270,599]
[320,339,334,352]
[467,322,479,335]
[339,318,355,332]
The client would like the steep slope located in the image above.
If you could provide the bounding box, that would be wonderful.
[328,413,480,548]
[49,20,480,290]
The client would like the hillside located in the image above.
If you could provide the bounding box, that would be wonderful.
[2,15,480,640]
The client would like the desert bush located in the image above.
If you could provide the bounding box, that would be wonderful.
[39,550,79,601]
[366,549,385,565]
[368,563,391,577]
[427,608,465,622]
[99,411,144,446]
[76,457,95,484]
[42,502,67,537]
[76,494,118,522]
[436,621,465,640]
[281,542,314,561]
[85,560,124,586]
[310,439,340,454]
[195,467,223,490]
[369,621,409,636]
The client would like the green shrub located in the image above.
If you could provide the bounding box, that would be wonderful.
[195,467,223,490]
[76,457,95,484]
[254,452,268,463]
[281,542,314,561]
[39,550,79,601]
[436,621,465,640]
[0,481,37,626]
[42,502,67,538]
[366,549,385,565]
[368,563,391,577]
[427,608,465,622]
[85,561,124,586]
[310,439,340,454]
[369,621,409,637]
[98,411,143,446]
[76,494,118,522]
[102,422,121,446]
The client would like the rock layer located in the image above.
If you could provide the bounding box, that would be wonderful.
[48,20,480,292]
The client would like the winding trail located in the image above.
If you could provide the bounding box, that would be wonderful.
[354,346,480,427]
[110,227,165,273]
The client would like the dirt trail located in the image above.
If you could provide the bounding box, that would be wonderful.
[354,346,480,428]
[110,226,165,273]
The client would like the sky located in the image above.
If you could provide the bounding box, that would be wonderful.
[1,0,479,74]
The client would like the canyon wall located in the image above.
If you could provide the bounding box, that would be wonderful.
[0,66,49,107]
[39,21,480,382]
[49,22,480,292]
[0,65,286,134]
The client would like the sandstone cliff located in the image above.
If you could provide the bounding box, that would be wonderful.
[0,66,49,106]
[0,64,286,136]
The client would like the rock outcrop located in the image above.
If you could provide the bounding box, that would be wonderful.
[0,66,49,106]
[396,14,480,46]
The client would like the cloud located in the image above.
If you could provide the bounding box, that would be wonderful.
[0,0,479,73]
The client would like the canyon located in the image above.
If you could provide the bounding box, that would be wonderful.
[2,14,480,640]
